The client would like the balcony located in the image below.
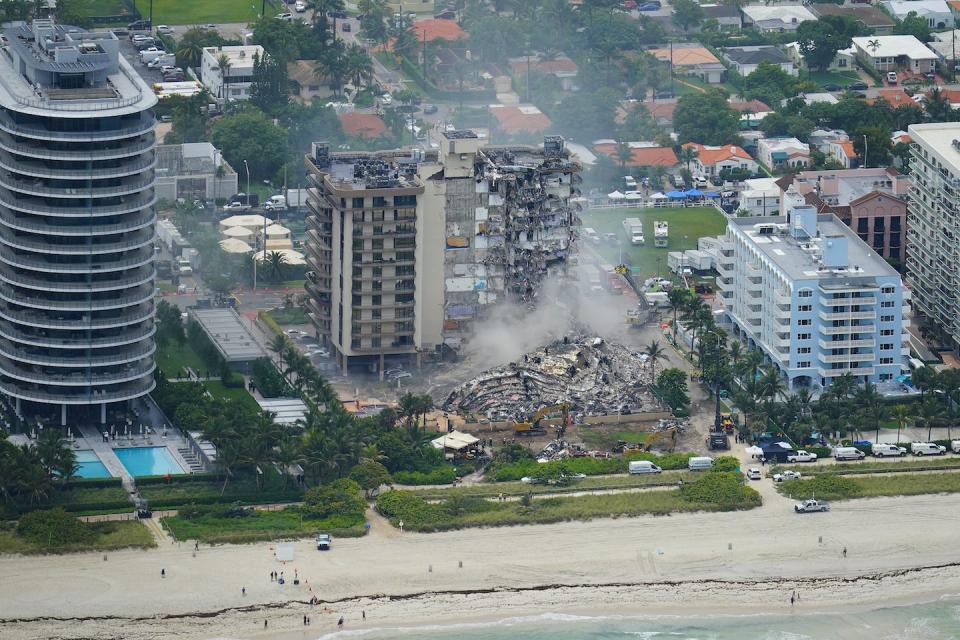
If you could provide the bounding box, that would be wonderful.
[0,338,155,368]
[0,376,155,405]
[0,131,155,161]
[0,319,154,349]
[0,303,154,330]
[0,225,154,256]
[0,112,155,142]
[0,264,154,293]
[0,187,157,218]
[819,353,874,363]
[818,338,876,349]
[774,290,792,305]
[0,284,154,312]
[0,208,155,237]
[0,246,154,274]
[819,366,875,377]
[0,354,155,386]
[0,150,156,180]
[820,296,876,307]
[0,172,154,199]
[819,310,876,321]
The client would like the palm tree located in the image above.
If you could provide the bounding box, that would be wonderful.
[343,44,374,96]
[314,45,347,96]
[891,404,911,445]
[868,39,881,56]
[678,146,698,172]
[175,29,206,69]
[645,340,666,380]
[215,53,232,101]
[912,365,938,402]
[615,139,633,171]
[269,334,291,373]
[853,381,885,442]
[667,287,690,341]
[758,367,785,403]
[264,250,288,283]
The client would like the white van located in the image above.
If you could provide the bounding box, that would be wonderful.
[582,227,600,244]
[872,443,907,457]
[688,456,713,471]
[952,440,960,454]
[911,442,947,456]
[834,446,865,461]
[629,460,662,474]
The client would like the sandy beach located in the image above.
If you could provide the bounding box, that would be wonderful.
[3,489,960,639]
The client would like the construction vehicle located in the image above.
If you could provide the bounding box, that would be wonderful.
[512,403,569,436]
[720,412,735,434]
[613,440,644,454]
[707,414,731,450]
[643,427,678,452]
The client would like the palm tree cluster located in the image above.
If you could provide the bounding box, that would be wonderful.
[0,428,77,510]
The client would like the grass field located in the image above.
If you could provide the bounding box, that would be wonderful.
[408,471,690,500]
[203,380,260,412]
[581,206,728,278]
[778,471,960,501]
[138,474,302,509]
[580,429,649,450]
[155,341,207,377]
[133,0,276,25]
[0,520,154,555]
[773,457,960,476]
[801,70,865,88]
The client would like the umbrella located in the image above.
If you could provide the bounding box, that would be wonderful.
[666,190,687,198]
[607,190,626,200]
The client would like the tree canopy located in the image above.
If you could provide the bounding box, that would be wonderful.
[796,15,861,72]
[211,106,290,181]
[673,91,741,145]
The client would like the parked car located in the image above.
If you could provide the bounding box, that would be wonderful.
[847,81,868,91]
[886,71,898,84]
[638,1,661,10]
[294,0,306,10]
[822,83,841,92]
[316,533,331,550]
[380,93,393,105]
[422,103,438,114]
[276,12,293,20]
[128,19,151,30]
[285,329,307,337]
[745,468,762,480]
[709,175,724,187]
[156,25,173,34]
[794,498,829,513]
[786,450,818,463]
[389,371,412,380]
[834,446,866,461]
[654,89,674,99]
[911,442,947,456]
[163,72,184,82]
[871,443,907,457]
[342,22,351,31]
[773,470,802,482]
[222,201,246,212]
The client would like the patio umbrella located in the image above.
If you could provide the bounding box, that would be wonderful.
[607,190,626,200]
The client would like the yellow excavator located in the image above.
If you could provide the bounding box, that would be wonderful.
[512,403,570,436]
[643,427,678,452]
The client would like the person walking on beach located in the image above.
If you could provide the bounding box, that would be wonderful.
[264,620,268,629]
[161,568,165,578]
[790,593,795,606]
[242,587,246,596]
[363,610,366,621]
[338,616,344,628]
[843,547,847,558]
[303,615,307,626]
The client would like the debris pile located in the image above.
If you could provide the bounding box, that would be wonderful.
[443,335,664,419]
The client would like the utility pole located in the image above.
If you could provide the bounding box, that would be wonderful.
[863,133,868,169]
[669,40,674,96]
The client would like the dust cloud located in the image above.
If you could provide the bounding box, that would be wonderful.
[461,264,628,371]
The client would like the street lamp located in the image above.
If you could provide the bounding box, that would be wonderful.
[701,330,724,433]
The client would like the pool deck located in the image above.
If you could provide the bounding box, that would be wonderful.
[72,424,194,488]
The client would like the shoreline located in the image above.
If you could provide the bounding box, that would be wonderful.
[4,492,960,638]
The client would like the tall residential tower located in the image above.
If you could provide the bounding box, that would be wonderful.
[0,21,158,424]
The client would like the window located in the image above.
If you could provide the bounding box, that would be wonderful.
[880,373,893,381]
[873,218,885,232]
[797,319,811,326]
[797,332,811,340]
[798,289,813,298]
[798,304,812,312]
[881,314,894,322]
[881,301,895,308]
[881,329,894,336]
[890,217,901,232]
[352,197,365,208]
[873,234,884,249]
[798,347,811,354]
[881,343,893,350]
[882,286,895,294]
[372,295,381,306]
[372,196,386,207]
[890,247,900,259]
[797,361,811,368]
[880,357,894,365]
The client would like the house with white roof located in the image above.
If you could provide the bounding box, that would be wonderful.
[883,0,953,29]
[740,4,816,32]
[851,35,938,73]
[757,137,811,171]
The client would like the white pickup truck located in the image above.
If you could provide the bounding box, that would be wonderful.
[786,450,818,463]
[794,498,830,513]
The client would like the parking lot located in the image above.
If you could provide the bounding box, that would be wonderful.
[118,32,176,86]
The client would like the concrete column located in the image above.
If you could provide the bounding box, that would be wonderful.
[15,397,20,418]
[416,351,422,369]
[61,403,66,427]
[379,353,384,381]
[341,353,348,376]
[100,402,106,424]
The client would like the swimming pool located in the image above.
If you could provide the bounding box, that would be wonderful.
[114,447,185,476]
[74,450,112,479]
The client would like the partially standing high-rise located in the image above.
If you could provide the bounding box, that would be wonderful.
[0,20,157,425]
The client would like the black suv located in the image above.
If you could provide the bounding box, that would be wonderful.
[847,81,868,91]
[128,19,152,30]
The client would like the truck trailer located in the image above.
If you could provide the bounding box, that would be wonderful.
[654,220,668,248]
[621,217,644,245]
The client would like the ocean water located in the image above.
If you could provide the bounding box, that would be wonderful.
[307,599,960,640]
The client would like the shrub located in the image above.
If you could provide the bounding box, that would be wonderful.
[251,357,290,398]
[17,508,94,545]
[712,456,741,472]
[302,479,366,521]
[375,490,445,527]
[257,310,283,337]
[393,467,456,485]
[348,461,392,494]
[778,474,862,500]
[680,472,761,509]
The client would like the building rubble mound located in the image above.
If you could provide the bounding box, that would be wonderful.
[443,335,665,419]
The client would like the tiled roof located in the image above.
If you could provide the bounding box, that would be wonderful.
[339,112,389,138]
[593,143,678,167]
[648,46,721,66]
[683,142,752,165]
[412,19,468,43]
[489,104,552,134]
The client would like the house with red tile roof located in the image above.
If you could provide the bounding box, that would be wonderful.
[869,88,915,108]
[682,142,758,176]
[593,142,678,168]
[509,55,579,91]
[489,104,552,136]
[339,112,389,139]
[828,139,858,168]
[411,19,468,43]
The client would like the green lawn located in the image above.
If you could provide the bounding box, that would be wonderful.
[580,429,649,450]
[73,0,131,19]
[0,520,154,555]
[138,473,303,509]
[155,341,207,378]
[802,70,864,87]
[162,507,365,544]
[133,0,277,25]
[203,380,260,412]
[777,471,960,501]
[267,307,309,325]
[581,206,728,279]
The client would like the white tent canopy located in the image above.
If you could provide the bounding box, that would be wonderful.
[222,226,254,238]
[607,190,626,200]
[431,430,479,452]
[265,223,291,238]
[219,214,273,230]
[254,248,306,265]
[624,191,643,201]
[649,192,669,200]
[219,238,253,254]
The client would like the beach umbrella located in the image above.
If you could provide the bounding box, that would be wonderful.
[607,190,626,200]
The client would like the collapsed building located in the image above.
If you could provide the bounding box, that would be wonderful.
[303,132,582,375]
[442,335,665,419]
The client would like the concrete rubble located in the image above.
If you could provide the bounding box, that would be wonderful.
[442,334,665,419]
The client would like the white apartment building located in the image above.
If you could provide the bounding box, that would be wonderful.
[200,45,264,102]
[906,122,960,351]
[717,203,910,390]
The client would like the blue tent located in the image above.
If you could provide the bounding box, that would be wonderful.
[705,191,720,198]
[666,190,687,198]
[685,188,704,197]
